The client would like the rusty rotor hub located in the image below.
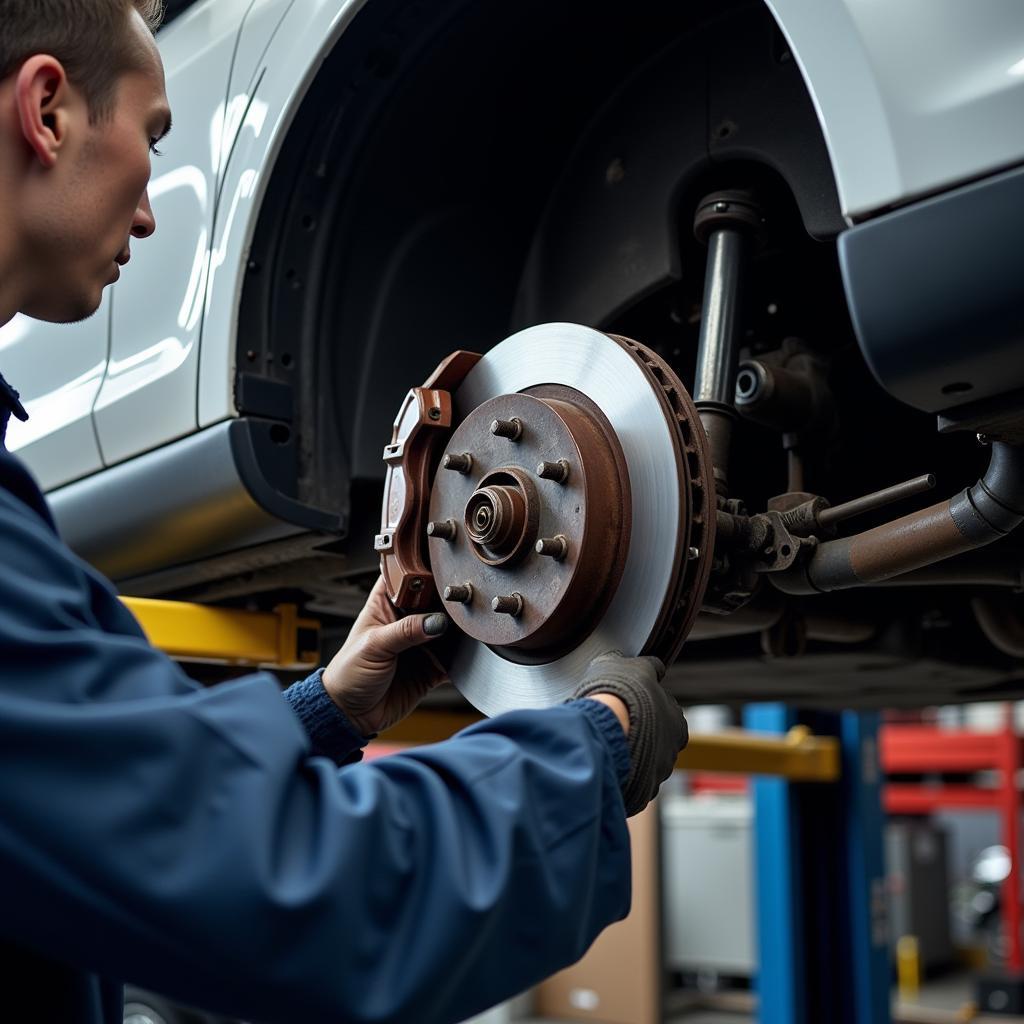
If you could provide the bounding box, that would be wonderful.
[378,323,715,715]
[428,388,630,661]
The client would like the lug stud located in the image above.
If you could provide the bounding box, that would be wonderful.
[490,417,523,442]
[442,452,473,473]
[688,546,700,561]
[444,583,473,604]
[537,459,570,483]
[491,593,524,617]
[535,535,568,560]
[427,519,457,541]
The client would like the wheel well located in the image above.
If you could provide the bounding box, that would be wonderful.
[237,0,843,531]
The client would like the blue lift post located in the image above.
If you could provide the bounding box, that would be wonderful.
[745,704,891,1024]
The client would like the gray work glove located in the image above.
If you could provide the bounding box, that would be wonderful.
[572,652,688,816]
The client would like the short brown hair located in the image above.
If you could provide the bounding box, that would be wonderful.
[0,1,164,121]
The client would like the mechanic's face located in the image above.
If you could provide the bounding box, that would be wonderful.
[14,13,170,323]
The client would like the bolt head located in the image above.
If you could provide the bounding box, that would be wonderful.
[443,583,473,604]
[426,519,457,541]
[491,593,524,617]
[535,535,568,560]
[490,417,523,441]
[537,459,570,483]
[442,452,473,473]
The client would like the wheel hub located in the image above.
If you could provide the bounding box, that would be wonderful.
[428,388,630,660]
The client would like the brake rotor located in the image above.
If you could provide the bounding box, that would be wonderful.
[378,323,715,716]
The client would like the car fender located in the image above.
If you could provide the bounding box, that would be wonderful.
[764,0,1024,221]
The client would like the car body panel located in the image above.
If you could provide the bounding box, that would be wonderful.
[198,0,368,429]
[49,419,307,581]
[0,304,110,490]
[765,0,1024,220]
[91,0,251,464]
[229,0,296,100]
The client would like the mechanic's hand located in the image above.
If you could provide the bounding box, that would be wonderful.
[321,577,449,736]
[572,651,688,816]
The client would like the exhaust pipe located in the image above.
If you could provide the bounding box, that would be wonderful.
[774,443,1024,595]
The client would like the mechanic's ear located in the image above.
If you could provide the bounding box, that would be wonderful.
[14,55,74,169]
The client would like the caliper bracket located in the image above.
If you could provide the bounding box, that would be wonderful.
[376,350,482,609]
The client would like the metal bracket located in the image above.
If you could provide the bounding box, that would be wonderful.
[381,711,840,782]
[122,597,319,670]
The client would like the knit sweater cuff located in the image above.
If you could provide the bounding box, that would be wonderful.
[572,698,631,785]
[282,668,369,766]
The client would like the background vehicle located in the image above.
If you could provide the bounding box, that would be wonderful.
[3,0,1023,705]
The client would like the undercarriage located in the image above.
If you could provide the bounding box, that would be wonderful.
[374,189,1024,713]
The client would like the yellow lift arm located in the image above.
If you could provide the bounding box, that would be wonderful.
[121,597,320,670]
[382,712,839,782]
[127,596,837,781]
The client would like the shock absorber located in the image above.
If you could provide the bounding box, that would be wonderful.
[692,190,763,498]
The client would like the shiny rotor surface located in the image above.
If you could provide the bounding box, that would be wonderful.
[447,323,682,716]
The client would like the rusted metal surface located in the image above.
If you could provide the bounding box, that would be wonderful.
[734,359,816,431]
[689,599,784,640]
[377,350,481,609]
[609,336,717,665]
[848,500,975,583]
[879,553,1024,588]
[775,500,978,595]
[771,493,830,535]
[817,473,936,528]
[771,442,1024,595]
[427,387,630,659]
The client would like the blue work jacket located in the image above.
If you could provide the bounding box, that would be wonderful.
[0,373,631,1024]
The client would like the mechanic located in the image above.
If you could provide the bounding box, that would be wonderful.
[0,2,688,1022]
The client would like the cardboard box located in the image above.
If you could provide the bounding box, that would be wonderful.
[535,803,662,1024]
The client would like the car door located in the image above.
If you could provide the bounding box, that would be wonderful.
[91,0,256,465]
[0,303,110,491]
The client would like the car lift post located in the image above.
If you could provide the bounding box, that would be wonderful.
[745,704,891,1024]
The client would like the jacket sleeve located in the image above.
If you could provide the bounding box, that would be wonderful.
[281,668,370,765]
[0,492,631,1024]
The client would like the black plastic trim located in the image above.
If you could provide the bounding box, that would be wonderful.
[228,419,341,532]
[839,163,1024,414]
[236,373,294,422]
